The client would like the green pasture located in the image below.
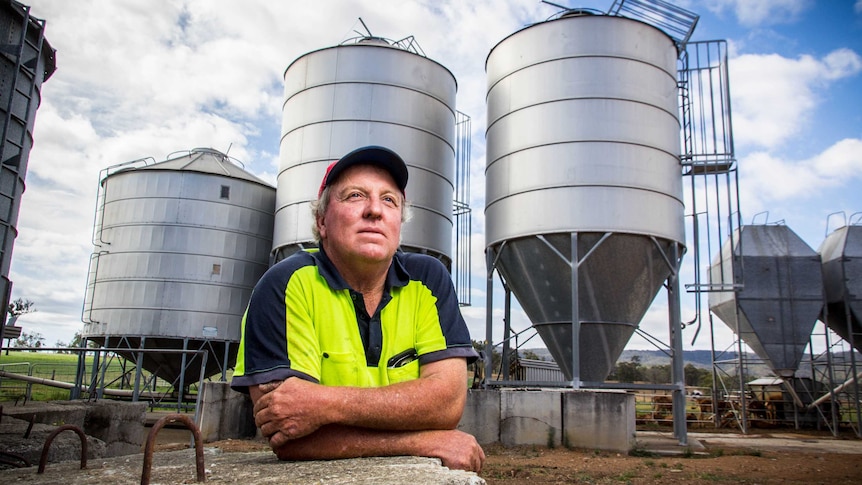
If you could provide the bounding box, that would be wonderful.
[0,350,171,402]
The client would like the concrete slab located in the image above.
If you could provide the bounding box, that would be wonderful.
[0,447,486,484]
[634,430,708,456]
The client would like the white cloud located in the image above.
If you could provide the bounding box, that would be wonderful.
[729,49,862,149]
[738,138,862,211]
[706,0,811,26]
[856,0,862,15]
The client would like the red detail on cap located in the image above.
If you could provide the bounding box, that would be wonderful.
[318,161,338,198]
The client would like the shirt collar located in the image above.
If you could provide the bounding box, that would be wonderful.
[312,247,410,292]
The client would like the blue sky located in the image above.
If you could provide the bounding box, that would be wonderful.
[8,1,862,358]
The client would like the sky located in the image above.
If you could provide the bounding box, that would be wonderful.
[6,0,862,361]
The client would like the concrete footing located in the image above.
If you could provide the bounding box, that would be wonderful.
[458,388,636,453]
[198,381,256,442]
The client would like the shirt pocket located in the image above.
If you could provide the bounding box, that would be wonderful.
[385,358,420,385]
[320,351,360,386]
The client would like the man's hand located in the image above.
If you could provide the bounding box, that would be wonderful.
[418,429,486,472]
[252,377,331,448]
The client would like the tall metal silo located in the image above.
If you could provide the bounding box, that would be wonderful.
[484,12,685,383]
[708,225,823,377]
[0,0,55,336]
[273,35,457,266]
[82,149,276,386]
[819,221,862,353]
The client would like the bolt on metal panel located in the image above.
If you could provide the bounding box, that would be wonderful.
[709,225,824,377]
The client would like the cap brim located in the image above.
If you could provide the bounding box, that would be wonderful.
[321,146,408,196]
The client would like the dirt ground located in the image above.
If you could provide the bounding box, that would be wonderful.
[204,428,862,485]
[479,441,859,484]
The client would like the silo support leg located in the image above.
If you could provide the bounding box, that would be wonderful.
[667,243,687,446]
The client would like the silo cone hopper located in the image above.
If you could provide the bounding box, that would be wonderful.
[819,223,862,353]
[491,233,680,382]
[708,225,823,377]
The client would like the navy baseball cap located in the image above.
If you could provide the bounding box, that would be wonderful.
[318,146,408,197]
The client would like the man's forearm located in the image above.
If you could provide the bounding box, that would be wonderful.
[316,362,467,430]
[252,358,469,442]
[272,424,484,472]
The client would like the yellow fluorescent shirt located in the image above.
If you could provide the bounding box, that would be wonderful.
[231,249,478,392]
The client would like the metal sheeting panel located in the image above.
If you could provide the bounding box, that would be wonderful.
[484,14,684,382]
[709,225,823,377]
[0,1,55,317]
[494,233,677,381]
[274,43,457,264]
[82,150,275,381]
[819,225,862,352]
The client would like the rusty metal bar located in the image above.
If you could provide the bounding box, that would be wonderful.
[23,413,35,438]
[0,450,31,468]
[141,413,205,484]
[37,424,87,473]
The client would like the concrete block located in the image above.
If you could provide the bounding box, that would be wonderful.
[458,389,500,445]
[500,389,562,447]
[82,400,146,457]
[562,390,635,453]
[198,381,256,442]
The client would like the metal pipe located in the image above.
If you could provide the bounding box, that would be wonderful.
[0,370,187,399]
[807,371,862,410]
[570,232,580,389]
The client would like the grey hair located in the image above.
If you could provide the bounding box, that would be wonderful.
[310,185,412,242]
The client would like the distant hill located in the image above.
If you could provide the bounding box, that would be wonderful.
[517,347,861,379]
[520,348,741,369]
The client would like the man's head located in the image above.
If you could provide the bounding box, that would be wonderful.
[311,146,411,264]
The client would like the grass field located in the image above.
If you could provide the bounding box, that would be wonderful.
[0,350,172,403]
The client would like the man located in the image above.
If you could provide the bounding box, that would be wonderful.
[230,146,485,472]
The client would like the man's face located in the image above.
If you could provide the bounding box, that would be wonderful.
[318,164,403,267]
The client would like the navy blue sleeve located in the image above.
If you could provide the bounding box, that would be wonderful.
[230,253,318,393]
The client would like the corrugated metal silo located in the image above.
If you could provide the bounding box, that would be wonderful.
[0,0,55,325]
[82,149,276,384]
[273,37,457,265]
[484,12,685,382]
[819,223,862,353]
[708,225,823,377]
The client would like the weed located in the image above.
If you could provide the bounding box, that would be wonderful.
[696,471,725,481]
[546,427,556,448]
[629,446,658,458]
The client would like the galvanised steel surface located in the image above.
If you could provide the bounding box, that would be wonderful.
[274,40,458,265]
[709,225,823,377]
[819,224,862,353]
[82,149,275,381]
[0,0,55,329]
[484,13,684,382]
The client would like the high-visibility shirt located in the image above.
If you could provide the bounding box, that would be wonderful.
[230,248,477,391]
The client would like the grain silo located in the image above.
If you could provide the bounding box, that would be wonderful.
[819,221,862,353]
[0,0,55,331]
[273,34,458,266]
[709,224,823,377]
[484,11,685,383]
[82,149,275,385]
